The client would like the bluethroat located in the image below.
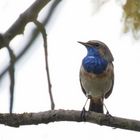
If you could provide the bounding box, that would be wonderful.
[78,40,114,113]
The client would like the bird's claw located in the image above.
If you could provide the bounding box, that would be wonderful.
[80,107,87,121]
[105,110,112,117]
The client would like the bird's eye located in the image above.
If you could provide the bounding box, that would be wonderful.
[94,43,100,47]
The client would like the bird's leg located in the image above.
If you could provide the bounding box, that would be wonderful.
[103,103,114,119]
[80,97,89,121]
[103,103,110,115]
[103,103,115,128]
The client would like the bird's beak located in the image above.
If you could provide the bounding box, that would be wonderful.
[77,41,87,46]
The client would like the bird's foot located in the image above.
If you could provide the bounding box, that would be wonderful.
[105,109,114,118]
[105,110,115,127]
[103,103,112,117]
[80,107,87,121]
[80,98,89,121]
[106,110,110,116]
[105,111,112,119]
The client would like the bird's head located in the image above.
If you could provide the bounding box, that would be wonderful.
[78,40,114,62]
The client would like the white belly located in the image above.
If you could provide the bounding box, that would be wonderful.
[80,65,113,98]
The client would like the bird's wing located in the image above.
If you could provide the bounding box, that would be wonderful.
[105,64,114,99]
[80,77,86,96]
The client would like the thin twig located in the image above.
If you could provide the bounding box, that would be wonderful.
[34,20,55,110]
[6,46,16,113]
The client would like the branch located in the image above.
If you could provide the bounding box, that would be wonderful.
[6,46,16,113]
[34,20,55,110]
[0,0,62,80]
[0,0,57,113]
[0,0,61,112]
[0,0,52,48]
[0,109,140,132]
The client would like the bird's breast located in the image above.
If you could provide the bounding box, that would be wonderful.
[80,63,113,98]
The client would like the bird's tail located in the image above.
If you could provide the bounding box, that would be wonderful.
[89,99,103,113]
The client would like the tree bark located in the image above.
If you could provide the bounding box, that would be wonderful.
[0,109,140,132]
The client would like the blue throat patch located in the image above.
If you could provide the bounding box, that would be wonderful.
[82,47,108,74]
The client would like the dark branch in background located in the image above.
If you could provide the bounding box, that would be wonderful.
[6,46,16,113]
[0,0,62,112]
[0,0,51,48]
[34,20,55,110]
[0,109,140,132]
[0,0,62,79]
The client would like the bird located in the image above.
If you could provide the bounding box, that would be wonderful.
[78,40,114,113]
